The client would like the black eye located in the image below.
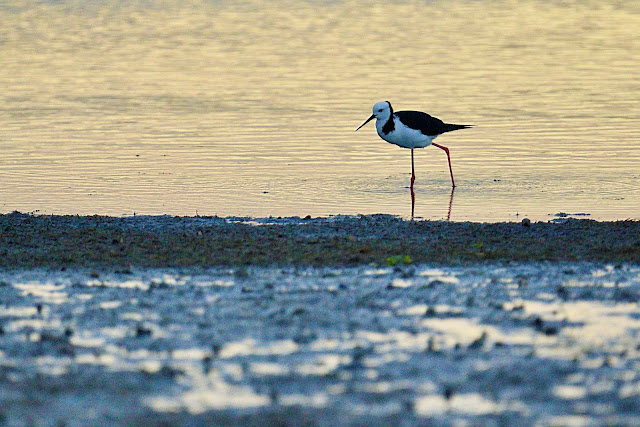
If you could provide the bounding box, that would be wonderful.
[378,109,383,112]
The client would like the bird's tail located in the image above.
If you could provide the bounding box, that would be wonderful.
[442,123,473,133]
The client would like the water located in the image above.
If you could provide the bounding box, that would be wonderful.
[1,0,639,221]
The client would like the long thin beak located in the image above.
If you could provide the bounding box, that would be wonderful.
[355,114,375,131]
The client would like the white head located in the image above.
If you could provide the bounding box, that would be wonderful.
[355,101,393,131]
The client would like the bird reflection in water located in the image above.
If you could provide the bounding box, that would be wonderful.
[410,187,455,221]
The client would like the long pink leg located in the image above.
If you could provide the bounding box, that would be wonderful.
[410,149,415,189]
[432,143,455,188]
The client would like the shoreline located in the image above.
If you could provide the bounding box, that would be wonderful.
[1,212,639,268]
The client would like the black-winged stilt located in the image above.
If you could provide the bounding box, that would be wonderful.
[355,101,471,188]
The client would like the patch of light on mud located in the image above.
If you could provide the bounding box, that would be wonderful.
[120,312,144,321]
[389,278,412,288]
[418,269,459,284]
[400,304,464,317]
[7,318,63,333]
[218,339,299,358]
[99,326,128,339]
[35,356,72,376]
[0,306,39,317]
[591,265,615,278]
[75,352,117,366]
[69,334,107,348]
[360,379,413,394]
[421,317,543,348]
[172,348,210,361]
[309,338,356,352]
[145,368,270,413]
[279,392,329,407]
[87,279,149,290]
[549,415,592,426]
[14,282,68,304]
[151,275,188,287]
[194,279,234,287]
[138,360,163,374]
[553,384,587,400]
[414,393,502,416]
[523,300,640,347]
[619,382,640,398]
[364,268,392,276]
[355,330,430,354]
[250,362,290,376]
[295,354,349,376]
[99,300,122,310]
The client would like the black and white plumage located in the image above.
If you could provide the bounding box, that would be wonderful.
[355,101,471,188]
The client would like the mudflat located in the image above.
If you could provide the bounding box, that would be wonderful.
[2,213,640,425]
[1,212,639,268]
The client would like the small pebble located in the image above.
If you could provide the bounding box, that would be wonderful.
[443,386,455,401]
[135,325,152,337]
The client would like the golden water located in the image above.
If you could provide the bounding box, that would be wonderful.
[1,0,639,220]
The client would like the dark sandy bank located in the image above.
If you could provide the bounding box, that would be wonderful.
[1,212,639,268]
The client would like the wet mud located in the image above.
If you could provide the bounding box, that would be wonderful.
[1,213,640,425]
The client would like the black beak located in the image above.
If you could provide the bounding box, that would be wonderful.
[355,114,375,131]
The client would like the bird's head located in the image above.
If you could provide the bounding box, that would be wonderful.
[355,101,393,131]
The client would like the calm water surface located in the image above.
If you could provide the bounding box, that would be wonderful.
[1,0,639,221]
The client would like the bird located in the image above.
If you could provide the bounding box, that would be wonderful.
[355,101,471,188]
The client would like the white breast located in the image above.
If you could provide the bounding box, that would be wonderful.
[376,116,436,149]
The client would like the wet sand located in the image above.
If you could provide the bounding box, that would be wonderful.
[1,213,640,425]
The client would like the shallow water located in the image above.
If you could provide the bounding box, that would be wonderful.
[1,0,639,221]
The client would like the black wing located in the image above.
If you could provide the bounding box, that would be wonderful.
[396,111,471,136]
